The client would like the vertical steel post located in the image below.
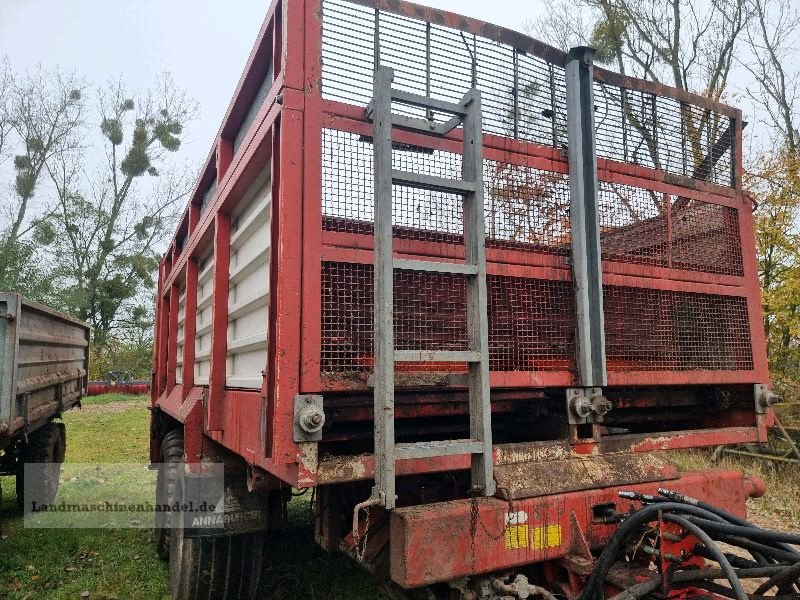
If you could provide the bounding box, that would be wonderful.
[372,66,395,508]
[463,89,495,497]
[565,46,606,388]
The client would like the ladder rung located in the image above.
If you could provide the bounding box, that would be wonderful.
[392,170,475,194]
[390,89,467,115]
[365,103,463,136]
[394,350,482,362]
[395,439,484,460]
[393,258,478,275]
[390,113,462,135]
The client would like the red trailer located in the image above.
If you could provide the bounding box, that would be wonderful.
[149,1,790,598]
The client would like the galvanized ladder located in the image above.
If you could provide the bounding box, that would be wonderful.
[365,66,495,510]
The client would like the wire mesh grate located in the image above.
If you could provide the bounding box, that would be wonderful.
[487,275,575,372]
[321,262,577,375]
[599,180,668,267]
[321,0,735,186]
[322,129,572,252]
[604,286,753,371]
[671,200,743,276]
[593,84,734,187]
[321,0,568,148]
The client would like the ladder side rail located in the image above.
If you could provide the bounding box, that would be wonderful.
[461,89,495,497]
[372,66,397,509]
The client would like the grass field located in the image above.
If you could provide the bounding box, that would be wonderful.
[1,395,798,599]
[0,394,386,600]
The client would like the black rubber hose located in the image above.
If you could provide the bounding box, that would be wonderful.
[662,514,748,600]
[754,560,800,595]
[710,534,800,564]
[684,515,800,545]
[694,545,760,569]
[583,501,796,600]
[579,502,740,600]
[606,566,789,600]
[579,502,693,600]
[687,579,799,600]
[659,489,799,558]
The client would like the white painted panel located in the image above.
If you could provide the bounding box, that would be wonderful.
[227,169,271,388]
[194,249,215,386]
[176,286,186,384]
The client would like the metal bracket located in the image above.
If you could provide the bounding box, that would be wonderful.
[293,394,325,442]
[567,388,612,424]
[754,384,781,414]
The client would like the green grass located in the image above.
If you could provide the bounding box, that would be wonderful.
[0,397,169,600]
[672,448,800,526]
[80,392,148,407]
[0,395,385,599]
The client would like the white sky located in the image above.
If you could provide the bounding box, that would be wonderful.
[0,0,545,170]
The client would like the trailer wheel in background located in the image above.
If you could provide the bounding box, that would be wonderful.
[155,428,184,560]
[158,428,264,600]
[15,421,66,511]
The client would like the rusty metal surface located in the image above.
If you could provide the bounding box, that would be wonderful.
[494,452,677,500]
[0,293,89,443]
[389,470,759,588]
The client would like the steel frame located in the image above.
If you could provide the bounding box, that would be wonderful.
[150,0,770,490]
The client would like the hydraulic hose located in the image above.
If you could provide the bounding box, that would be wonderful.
[682,515,800,545]
[584,492,800,600]
[754,560,800,595]
[662,514,748,600]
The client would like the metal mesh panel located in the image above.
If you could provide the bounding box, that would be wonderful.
[599,180,668,266]
[671,200,743,276]
[321,0,734,186]
[322,128,463,243]
[604,286,753,371]
[485,161,570,254]
[321,262,576,375]
[594,82,734,187]
[598,180,744,275]
[322,129,571,252]
[321,0,567,148]
[487,275,575,371]
[321,262,468,375]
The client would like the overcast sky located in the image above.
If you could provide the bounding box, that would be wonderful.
[1,0,545,170]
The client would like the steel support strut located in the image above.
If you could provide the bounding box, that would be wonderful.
[565,46,606,389]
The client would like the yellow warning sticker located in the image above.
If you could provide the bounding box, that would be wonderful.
[504,510,530,549]
[504,524,529,549]
[531,525,562,550]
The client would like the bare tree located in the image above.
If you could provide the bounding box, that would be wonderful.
[0,65,85,282]
[743,0,800,151]
[532,0,749,97]
[0,59,12,164]
[44,74,197,343]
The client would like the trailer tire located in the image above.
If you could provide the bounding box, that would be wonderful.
[161,430,264,600]
[155,429,184,560]
[15,421,66,511]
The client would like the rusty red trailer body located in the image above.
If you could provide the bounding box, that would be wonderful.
[150,0,775,596]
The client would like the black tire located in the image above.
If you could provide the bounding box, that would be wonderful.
[162,429,264,600]
[15,422,65,511]
[155,429,184,560]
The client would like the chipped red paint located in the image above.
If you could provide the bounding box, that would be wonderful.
[389,470,763,588]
